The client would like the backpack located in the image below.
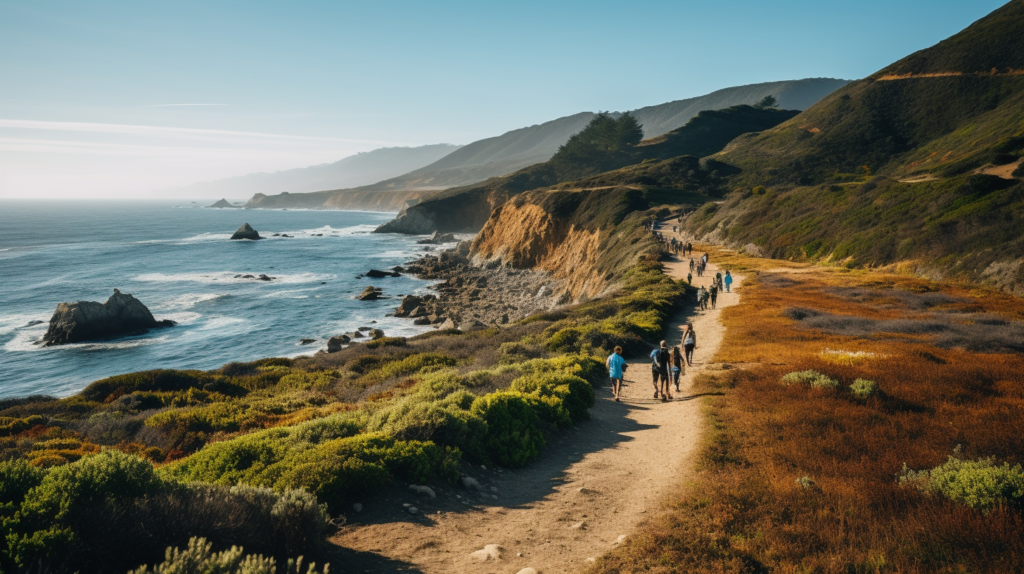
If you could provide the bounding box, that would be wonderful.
[652,348,669,371]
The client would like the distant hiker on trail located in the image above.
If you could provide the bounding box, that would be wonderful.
[689,258,695,272]
[710,284,719,309]
[650,341,671,401]
[715,270,722,286]
[697,286,706,310]
[702,252,709,265]
[671,345,684,393]
[687,271,692,284]
[683,324,697,366]
[724,270,733,292]
[606,346,627,402]
[702,288,711,311]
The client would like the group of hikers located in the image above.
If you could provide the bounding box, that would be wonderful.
[606,217,738,403]
[605,322,698,402]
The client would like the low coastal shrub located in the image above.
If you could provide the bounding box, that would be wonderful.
[81,370,247,403]
[471,392,545,468]
[780,369,839,389]
[899,448,1024,511]
[849,378,878,398]
[129,537,328,574]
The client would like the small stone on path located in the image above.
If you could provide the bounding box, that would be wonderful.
[469,544,503,562]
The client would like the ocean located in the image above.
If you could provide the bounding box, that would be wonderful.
[0,200,439,399]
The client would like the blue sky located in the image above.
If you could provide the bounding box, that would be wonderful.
[0,0,1009,197]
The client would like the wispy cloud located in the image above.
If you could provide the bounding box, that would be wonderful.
[138,103,228,107]
[138,103,228,108]
[0,118,406,146]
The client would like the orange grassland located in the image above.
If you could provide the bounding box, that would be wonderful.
[590,246,1024,573]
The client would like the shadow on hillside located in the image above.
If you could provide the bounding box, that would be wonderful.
[325,547,427,573]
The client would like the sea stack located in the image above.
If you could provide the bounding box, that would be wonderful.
[230,223,262,240]
[42,289,176,346]
[209,198,238,208]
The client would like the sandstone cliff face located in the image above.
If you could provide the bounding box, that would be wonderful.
[43,289,175,346]
[471,200,609,301]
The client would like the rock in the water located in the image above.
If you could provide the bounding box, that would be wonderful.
[368,328,384,340]
[416,231,457,245]
[300,338,316,345]
[208,198,239,209]
[364,269,401,278]
[230,223,262,240]
[355,286,382,301]
[327,335,351,352]
[413,317,431,325]
[42,289,175,346]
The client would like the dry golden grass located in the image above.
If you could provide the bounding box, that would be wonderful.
[590,249,1024,573]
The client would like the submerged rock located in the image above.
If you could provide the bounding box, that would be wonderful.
[230,223,262,240]
[42,289,175,346]
[364,269,401,278]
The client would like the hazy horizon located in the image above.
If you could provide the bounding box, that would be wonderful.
[1,0,1008,199]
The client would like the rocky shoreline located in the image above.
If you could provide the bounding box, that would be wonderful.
[394,242,569,328]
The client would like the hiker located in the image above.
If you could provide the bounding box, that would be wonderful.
[702,287,710,311]
[715,270,722,286]
[687,271,692,284]
[689,258,695,272]
[671,345,684,393]
[710,284,718,309]
[650,341,671,401]
[682,324,697,366]
[697,286,706,310]
[702,252,709,265]
[606,345,627,402]
[724,270,733,292]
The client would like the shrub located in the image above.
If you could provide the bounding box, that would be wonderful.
[0,415,45,437]
[780,370,839,389]
[128,537,328,574]
[899,447,1024,511]
[365,336,406,350]
[81,370,246,403]
[510,372,595,426]
[849,378,878,398]
[471,392,545,468]
[0,458,45,505]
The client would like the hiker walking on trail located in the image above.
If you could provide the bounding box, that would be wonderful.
[689,258,695,272]
[710,284,719,309]
[701,287,710,311]
[606,346,627,402]
[687,271,692,284]
[682,324,697,366]
[724,270,733,292]
[702,252,709,265]
[650,341,671,401]
[697,286,706,310]
[671,345,684,393]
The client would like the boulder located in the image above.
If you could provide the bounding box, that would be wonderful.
[364,269,401,278]
[368,328,385,340]
[437,318,457,330]
[42,289,176,346]
[327,334,351,352]
[416,231,457,245]
[230,223,262,240]
[300,338,316,345]
[355,286,382,301]
[458,320,485,332]
[469,544,502,562]
[413,317,431,325]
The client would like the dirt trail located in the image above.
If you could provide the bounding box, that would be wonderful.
[330,225,744,573]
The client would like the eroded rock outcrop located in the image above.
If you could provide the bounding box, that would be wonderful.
[230,223,262,240]
[42,289,175,346]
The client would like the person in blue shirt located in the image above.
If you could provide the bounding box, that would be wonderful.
[724,270,734,293]
[606,345,627,402]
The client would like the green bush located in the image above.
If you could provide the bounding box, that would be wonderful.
[849,378,878,398]
[510,372,595,426]
[471,392,545,468]
[129,536,328,574]
[780,370,839,389]
[899,447,1024,511]
[0,414,45,437]
[81,370,246,403]
[0,459,45,506]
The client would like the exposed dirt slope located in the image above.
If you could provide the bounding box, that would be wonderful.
[329,226,743,573]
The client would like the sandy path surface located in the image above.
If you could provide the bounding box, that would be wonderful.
[330,225,743,573]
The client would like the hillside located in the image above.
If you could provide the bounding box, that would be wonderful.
[684,0,1024,295]
[247,78,847,210]
[376,105,799,234]
[163,144,460,200]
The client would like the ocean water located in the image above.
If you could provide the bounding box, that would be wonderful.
[0,201,440,399]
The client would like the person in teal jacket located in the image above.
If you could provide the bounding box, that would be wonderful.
[606,346,627,402]
[724,270,734,293]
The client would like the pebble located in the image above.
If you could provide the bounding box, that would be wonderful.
[353,503,363,512]
[462,476,483,490]
[515,569,538,574]
[616,534,627,544]
[409,484,437,499]
[571,521,586,530]
[407,506,419,515]
[469,544,503,562]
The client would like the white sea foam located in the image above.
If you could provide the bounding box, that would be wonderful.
[159,311,202,325]
[152,293,226,310]
[133,271,333,284]
[0,313,48,336]
[3,330,167,353]
[196,316,246,331]
[260,287,319,299]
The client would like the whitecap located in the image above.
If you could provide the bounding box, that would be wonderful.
[196,316,246,331]
[260,287,320,299]
[0,313,48,336]
[133,271,333,285]
[159,311,202,325]
[3,330,167,353]
[152,293,226,310]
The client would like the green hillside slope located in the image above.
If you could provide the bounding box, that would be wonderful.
[375,106,798,234]
[686,0,1024,294]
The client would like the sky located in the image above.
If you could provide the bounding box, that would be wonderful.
[0,0,1010,199]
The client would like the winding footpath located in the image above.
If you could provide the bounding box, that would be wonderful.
[331,226,743,573]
